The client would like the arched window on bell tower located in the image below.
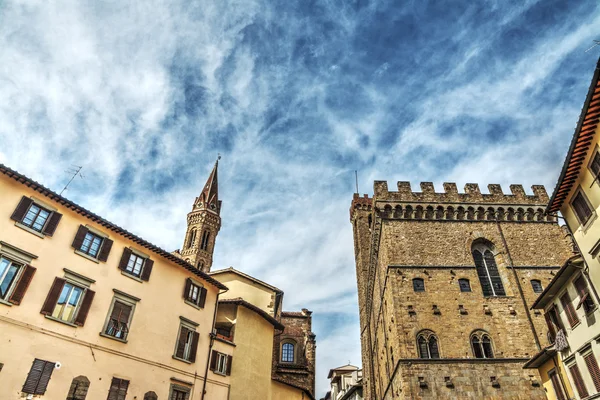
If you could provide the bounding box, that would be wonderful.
[187,229,197,249]
[201,230,210,251]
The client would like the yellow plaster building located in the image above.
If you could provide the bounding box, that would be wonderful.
[524,57,600,399]
[209,268,316,400]
[0,163,230,399]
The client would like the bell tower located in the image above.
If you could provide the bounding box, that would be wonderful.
[180,159,222,273]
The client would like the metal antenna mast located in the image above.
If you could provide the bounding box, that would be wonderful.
[355,170,359,193]
[585,39,600,53]
[60,166,84,196]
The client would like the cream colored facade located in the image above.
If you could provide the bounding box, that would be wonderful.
[0,165,230,399]
[534,57,600,399]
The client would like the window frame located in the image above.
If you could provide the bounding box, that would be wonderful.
[100,290,139,343]
[530,279,543,294]
[11,196,62,238]
[470,330,494,359]
[574,275,596,315]
[458,278,471,292]
[472,243,506,297]
[173,317,199,363]
[281,339,297,363]
[0,255,24,302]
[50,280,86,325]
[169,383,191,400]
[215,352,228,375]
[570,187,595,227]
[184,278,207,309]
[412,278,425,293]
[587,145,600,183]
[0,242,37,307]
[416,330,440,359]
[21,202,52,233]
[124,252,146,278]
[79,231,104,258]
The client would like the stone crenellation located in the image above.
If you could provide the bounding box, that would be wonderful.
[373,181,549,205]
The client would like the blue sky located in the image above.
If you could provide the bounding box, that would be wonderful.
[1,0,599,396]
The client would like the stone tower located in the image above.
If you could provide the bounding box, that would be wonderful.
[180,160,221,273]
[350,181,575,400]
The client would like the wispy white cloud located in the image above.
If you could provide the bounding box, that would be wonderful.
[1,0,599,396]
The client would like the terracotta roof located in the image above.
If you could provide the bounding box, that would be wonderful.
[272,377,315,400]
[548,57,600,213]
[209,267,283,293]
[0,163,227,291]
[218,298,284,330]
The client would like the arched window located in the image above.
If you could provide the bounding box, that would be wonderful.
[281,341,295,363]
[413,278,425,292]
[417,330,440,359]
[143,392,158,400]
[187,229,197,249]
[531,279,543,293]
[458,278,471,292]
[472,242,505,297]
[471,331,494,358]
[67,376,90,400]
[200,230,210,251]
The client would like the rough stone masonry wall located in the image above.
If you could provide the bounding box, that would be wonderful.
[350,182,576,400]
[272,310,316,396]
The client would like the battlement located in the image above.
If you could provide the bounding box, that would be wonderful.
[373,181,549,206]
[350,193,373,220]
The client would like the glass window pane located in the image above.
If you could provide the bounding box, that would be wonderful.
[482,336,494,358]
[472,337,483,358]
[22,205,40,226]
[32,209,50,231]
[418,336,429,358]
[0,262,19,299]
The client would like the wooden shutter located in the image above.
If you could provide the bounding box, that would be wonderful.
[22,359,45,394]
[209,350,218,371]
[140,259,153,281]
[72,225,89,249]
[198,287,207,308]
[560,292,579,327]
[569,363,589,398]
[97,238,113,262]
[118,248,132,271]
[112,301,132,323]
[226,355,233,376]
[189,331,200,363]
[549,370,566,400]
[544,312,556,341]
[183,278,192,300]
[36,361,55,394]
[42,212,62,236]
[175,327,189,359]
[9,265,36,305]
[584,352,600,392]
[74,289,95,326]
[41,278,66,315]
[108,378,129,400]
[11,196,33,222]
[574,276,588,297]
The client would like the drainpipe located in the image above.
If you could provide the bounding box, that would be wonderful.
[494,217,541,350]
[200,287,228,400]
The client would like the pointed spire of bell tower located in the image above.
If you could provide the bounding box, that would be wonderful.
[194,157,221,215]
[181,156,222,273]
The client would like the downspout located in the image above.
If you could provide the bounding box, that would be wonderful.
[494,217,541,350]
[200,286,229,400]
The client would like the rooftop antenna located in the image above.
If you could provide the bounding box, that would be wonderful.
[585,39,600,53]
[60,165,84,196]
[355,170,359,193]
